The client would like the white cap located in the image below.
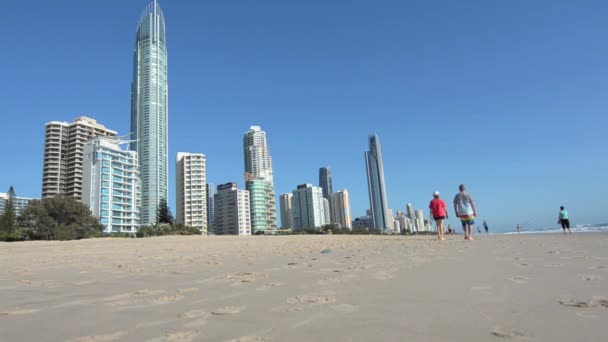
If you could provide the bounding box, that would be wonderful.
[433,191,440,197]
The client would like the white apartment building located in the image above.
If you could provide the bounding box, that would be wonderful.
[82,137,140,234]
[292,184,326,229]
[213,183,251,236]
[176,152,207,234]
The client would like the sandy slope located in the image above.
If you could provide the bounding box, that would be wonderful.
[0,233,606,341]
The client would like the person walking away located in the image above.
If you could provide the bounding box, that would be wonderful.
[558,206,572,235]
[453,184,477,240]
[483,220,489,234]
[429,191,448,240]
[517,224,521,234]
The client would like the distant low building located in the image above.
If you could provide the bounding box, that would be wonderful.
[0,192,37,217]
[352,215,373,229]
[330,190,352,229]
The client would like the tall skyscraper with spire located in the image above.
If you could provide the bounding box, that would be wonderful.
[131,0,168,225]
[364,133,391,231]
[243,126,277,233]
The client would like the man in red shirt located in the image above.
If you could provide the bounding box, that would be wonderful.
[429,191,448,241]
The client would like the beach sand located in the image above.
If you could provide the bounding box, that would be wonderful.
[0,233,606,341]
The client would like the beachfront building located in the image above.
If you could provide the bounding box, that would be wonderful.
[0,191,37,217]
[279,193,293,229]
[322,198,331,226]
[352,215,373,229]
[213,183,251,236]
[82,137,140,234]
[176,153,207,234]
[396,211,411,233]
[130,0,169,225]
[206,183,215,229]
[243,126,277,233]
[415,210,425,233]
[406,204,417,232]
[393,219,401,234]
[42,116,117,200]
[318,167,333,200]
[330,190,352,229]
[387,209,395,231]
[365,133,391,231]
[292,184,327,229]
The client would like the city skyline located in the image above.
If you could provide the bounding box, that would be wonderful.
[2,1,607,232]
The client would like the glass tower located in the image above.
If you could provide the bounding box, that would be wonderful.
[130,0,168,225]
[364,134,390,231]
[318,167,333,200]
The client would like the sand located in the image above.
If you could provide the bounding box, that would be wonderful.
[0,233,606,341]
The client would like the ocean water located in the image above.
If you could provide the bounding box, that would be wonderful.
[501,223,608,235]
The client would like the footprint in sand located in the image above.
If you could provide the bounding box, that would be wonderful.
[579,274,601,281]
[69,331,127,342]
[154,330,200,342]
[559,297,608,308]
[225,336,267,342]
[0,308,41,316]
[211,306,246,315]
[491,326,531,340]
[509,276,529,284]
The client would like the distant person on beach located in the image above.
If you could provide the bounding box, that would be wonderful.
[447,224,453,235]
[429,191,448,241]
[453,184,477,240]
[477,226,481,234]
[517,224,521,234]
[558,206,572,235]
[483,220,489,234]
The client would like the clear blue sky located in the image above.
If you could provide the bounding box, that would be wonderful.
[2,0,607,232]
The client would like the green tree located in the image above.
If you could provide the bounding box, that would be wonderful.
[156,199,174,225]
[0,186,17,234]
[17,196,104,240]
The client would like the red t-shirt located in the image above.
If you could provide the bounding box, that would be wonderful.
[429,198,447,218]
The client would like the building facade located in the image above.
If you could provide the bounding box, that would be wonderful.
[131,0,169,225]
[82,137,140,234]
[0,192,36,217]
[318,167,333,200]
[406,203,417,232]
[292,184,326,229]
[330,190,352,229]
[415,210,425,233]
[42,117,117,200]
[206,183,215,229]
[243,126,277,232]
[364,134,391,231]
[246,179,268,234]
[213,183,251,236]
[279,193,293,229]
[176,153,207,234]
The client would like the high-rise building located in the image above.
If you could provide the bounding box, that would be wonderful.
[364,133,391,231]
[396,210,411,233]
[387,209,395,231]
[176,153,207,234]
[415,210,425,233]
[330,190,352,229]
[243,126,277,232]
[322,198,331,226]
[42,117,117,200]
[82,136,140,234]
[279,193,294,229]
[0,192,36,217]
[213,183,251,235]
[292,184,326,229]
[318,167,333,200]
[406,203,417,232]
[131,0,169,225]
[206,183,215,229]
[393,219,401,234]
[246,179,269,234]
